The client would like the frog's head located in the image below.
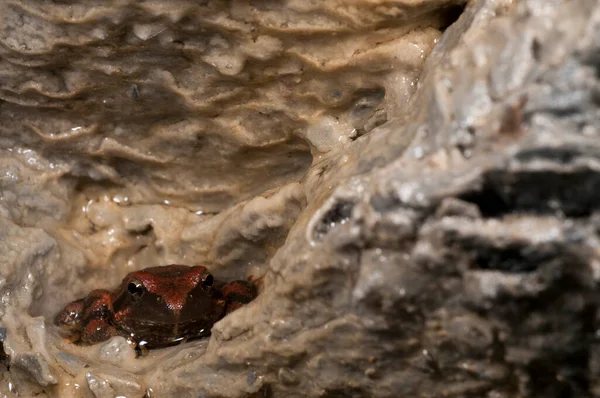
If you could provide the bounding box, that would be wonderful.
[111,264,223,346]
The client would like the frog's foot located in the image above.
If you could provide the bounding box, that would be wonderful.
[248,275,265,292]
[135,341,150,357]
[61,332,82,345]
[80,319,119,345]
[222,280,259,314]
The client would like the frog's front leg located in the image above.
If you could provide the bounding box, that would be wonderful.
[80,318,119,345]
[55,297,87,344]
[221,279,259,314]
[77,289,119,345]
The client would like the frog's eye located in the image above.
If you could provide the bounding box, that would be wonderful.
[202,273,213,288]
[127,278,145,300]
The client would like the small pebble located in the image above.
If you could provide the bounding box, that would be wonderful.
[99,336,136,365]
[247,371,257,385]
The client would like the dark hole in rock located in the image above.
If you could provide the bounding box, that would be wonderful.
[458,181,511,218]
[492,169,600,218]
[312,200,355,241]
[0,328,8,365]
[515,147,584,164]
[320,387,367,398]
[525,354,590,396]
[472,243,560,273]
[247,384,273,398]
[531,38,542,61]
[443,228,568,273]
[459,168,600,218]
[439,4,467,32]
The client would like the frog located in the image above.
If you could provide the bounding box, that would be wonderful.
[54,264,260,349]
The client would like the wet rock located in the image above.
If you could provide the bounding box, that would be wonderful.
[1,0,599,397]
[86,371,145,398]
[12,352,57,386]
[98,337,137,366]
[277,367,299,386]
[54,351,88,376]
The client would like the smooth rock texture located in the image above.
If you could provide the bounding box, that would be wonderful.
[2,0,600,397]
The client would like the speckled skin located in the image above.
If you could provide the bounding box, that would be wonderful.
[54,265,258,348]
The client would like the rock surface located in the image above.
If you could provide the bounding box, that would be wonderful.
[2,0,600,397]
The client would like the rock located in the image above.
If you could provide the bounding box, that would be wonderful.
[98,337,137,366]
[12,352,57,386]
[86,371,145,398]
[1,0,600,397]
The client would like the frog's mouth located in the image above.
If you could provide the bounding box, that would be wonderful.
[116,318,215,348]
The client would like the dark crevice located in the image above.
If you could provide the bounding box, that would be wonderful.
[472,243,560,273]
[524,355,590,398]
[531,38,542,61]
[458,168,600,218]
[458,181,511,218]
[439,4,467,32]
[319,387,366,398]
[444,238,526,273]
[0,333,9,368]
[313,200,355,241]
[514,147,585,164]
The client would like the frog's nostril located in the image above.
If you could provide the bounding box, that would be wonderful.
[55,299,85,328]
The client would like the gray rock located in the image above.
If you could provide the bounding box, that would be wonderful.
[12,352,57,386]
[86,371,145,398]
[98,336,137,366]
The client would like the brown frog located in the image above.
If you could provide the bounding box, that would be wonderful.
[55,265,259,349]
